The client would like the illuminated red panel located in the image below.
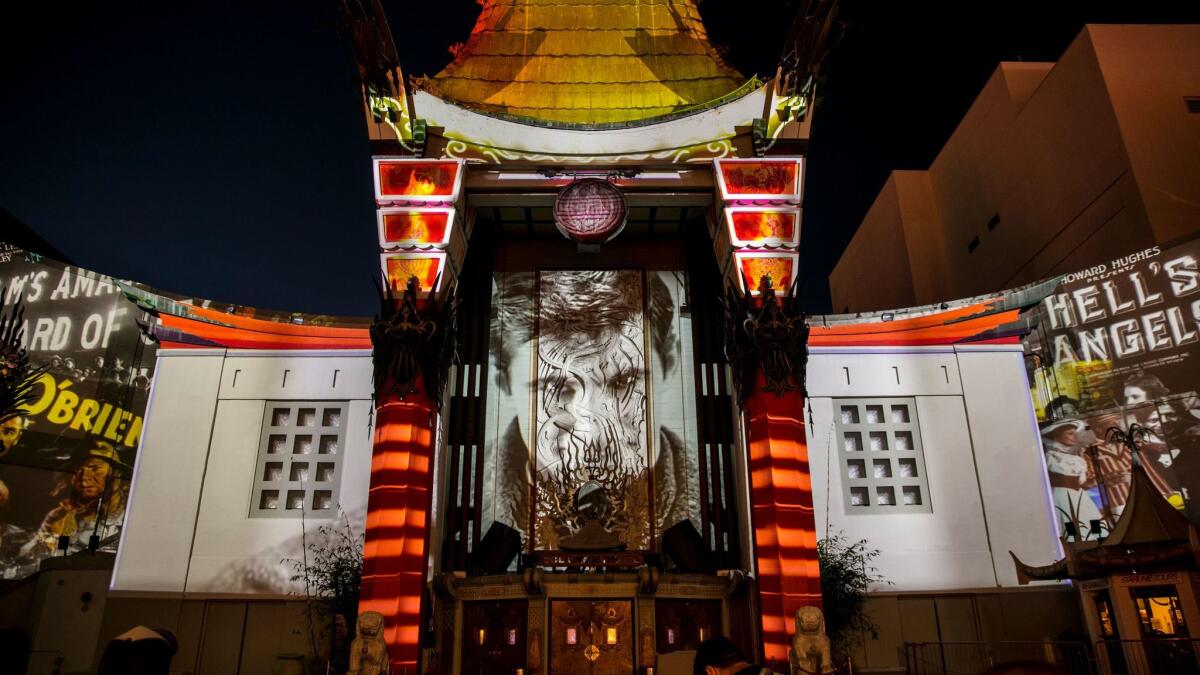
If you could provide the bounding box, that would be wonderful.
[715,158,803,202]
[359,381,438,671]
[379,209,453,247]
[745,380,822,666]
[383,254,445,293]
[734,252,798,295]
[375,159,463,202]
[726,207,800,248]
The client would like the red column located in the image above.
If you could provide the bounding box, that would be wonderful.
[359,375,437,673]
[744,373,821,664]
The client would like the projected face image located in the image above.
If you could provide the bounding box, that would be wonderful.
[73,458,112,502]
[0,416,24,457]
[534,270,649,549]
[486,267,697,553]
[535,270,647,478]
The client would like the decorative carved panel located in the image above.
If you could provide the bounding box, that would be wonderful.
[550,600,634,675]
[461,600,528,675]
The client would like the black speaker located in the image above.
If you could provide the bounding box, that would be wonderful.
[662,520,715,574]
[471,522,522,575]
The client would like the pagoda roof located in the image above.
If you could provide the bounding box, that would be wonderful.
[1102,455,1194,547]
[422,0,749,127]
[1012,461,1200,583]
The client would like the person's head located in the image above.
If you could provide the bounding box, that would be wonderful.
[0,415,25,456]
[74,458,112,502]
[70,441,124,503]
[97,626,177,675]
[1047,396,1080,419]
[1043,420,1081,447]
[694,636,753,675]
[1125,372,1168,406]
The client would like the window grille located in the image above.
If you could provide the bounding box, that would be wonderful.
[834,398,932,514]
[250,402,347,518]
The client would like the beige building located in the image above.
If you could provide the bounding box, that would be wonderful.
[830,24,1200,312]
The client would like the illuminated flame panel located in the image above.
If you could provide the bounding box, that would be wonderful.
[733,252,799,296]
[745,381,822,664]
[724,207,801,248]
[374,159,464,203]
[378,208,455,248]
[359,387,438,671]
[382,253,447,293]
[714,158,804,202]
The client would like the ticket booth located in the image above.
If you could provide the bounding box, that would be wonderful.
[1015,462,1200,674]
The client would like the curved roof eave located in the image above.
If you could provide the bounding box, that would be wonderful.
[412,82,768,162]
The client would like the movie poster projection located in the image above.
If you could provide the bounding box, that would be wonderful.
[0,243,156,578]
[481,267,701,554]
[1025,239,1200,540]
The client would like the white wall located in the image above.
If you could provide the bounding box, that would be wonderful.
[956,348,1062,586]
[116,342,1061,597]
[111,351,223,594]
[806,345,1061,591]
[112,349,374,597]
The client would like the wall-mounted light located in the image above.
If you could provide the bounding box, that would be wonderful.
[477,628,486,646]
[566,627,578,645]
[606,628,618,645]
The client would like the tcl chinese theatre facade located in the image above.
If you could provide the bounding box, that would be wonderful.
[8,2,1114,675]
[346,3,831,671]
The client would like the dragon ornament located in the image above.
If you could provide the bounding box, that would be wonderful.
[370,275,457,409]
[724,274,809,407]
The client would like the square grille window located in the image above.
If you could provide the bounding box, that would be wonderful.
[835,398,931,514]
[250,401,347,518]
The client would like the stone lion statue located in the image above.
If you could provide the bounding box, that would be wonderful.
[788,606,834,675]
[349,611,390,675]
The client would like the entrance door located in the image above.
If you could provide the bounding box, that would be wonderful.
[461,600,528,675]
[550,600,633,675]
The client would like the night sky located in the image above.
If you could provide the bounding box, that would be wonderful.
[3,1,1198,316]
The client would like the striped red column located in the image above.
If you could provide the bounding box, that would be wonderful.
[359,376,437,673]
[744,374,821,664]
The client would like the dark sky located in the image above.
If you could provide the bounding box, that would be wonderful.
[2,1,1197,316]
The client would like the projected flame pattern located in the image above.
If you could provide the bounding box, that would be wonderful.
[734,254,798,295]
[375,160,462,202]
[714,159,803,202]
[725,207,801,249]
[379,209,453,248]
[383,254,446,294]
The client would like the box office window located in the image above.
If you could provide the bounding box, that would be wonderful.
[1132,585,1189,637]
[835,398,932,514]
[250,402,347,518]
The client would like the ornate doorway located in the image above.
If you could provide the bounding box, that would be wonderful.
[550,600,634,675]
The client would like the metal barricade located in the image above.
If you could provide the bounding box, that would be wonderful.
[1094,638,1200,675]
[905,641,1093,675]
